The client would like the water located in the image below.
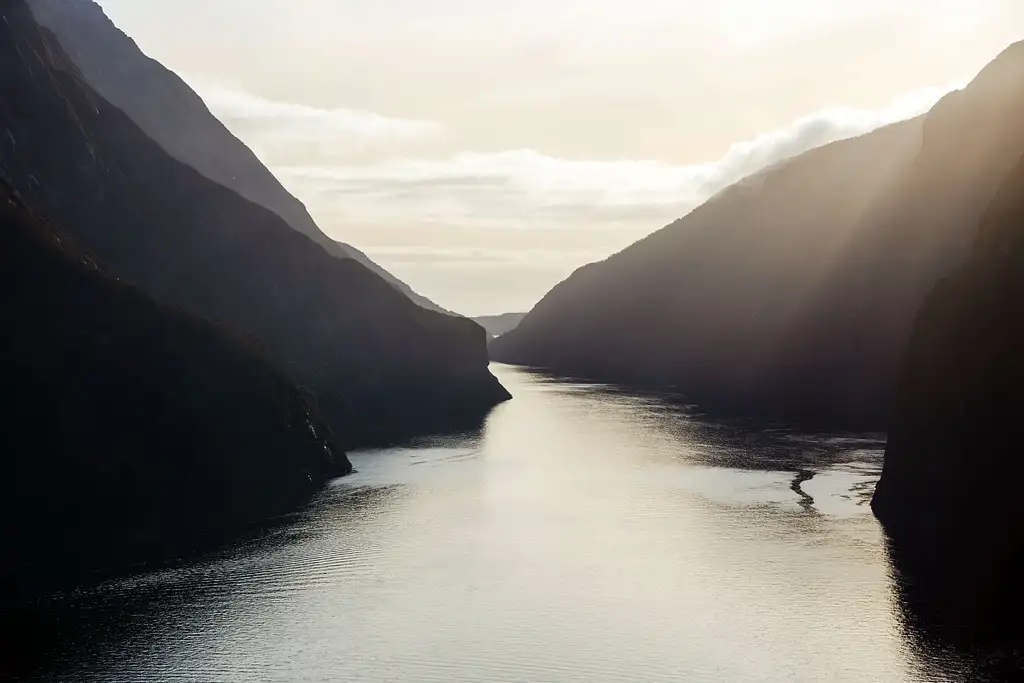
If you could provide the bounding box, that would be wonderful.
[22,365,992,681]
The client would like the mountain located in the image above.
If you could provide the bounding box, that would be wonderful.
[26,0,446,314]
[492,42,1024,430]
[0,0,509,447]
[872,148,1024,644]
[0,177,348,598]
[335,239,453,314]
[473,312,527,338]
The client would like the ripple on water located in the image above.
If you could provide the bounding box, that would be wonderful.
[18,365,1004,683]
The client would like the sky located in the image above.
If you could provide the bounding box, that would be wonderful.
[96,0,1022,316]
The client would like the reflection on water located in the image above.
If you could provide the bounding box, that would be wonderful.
[11,365,1018,682]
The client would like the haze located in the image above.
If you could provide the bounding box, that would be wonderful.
[96,0,1022,315]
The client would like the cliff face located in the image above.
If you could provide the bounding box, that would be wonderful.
[26,0,447,314]
[872,150,1024,642]
[0,178,348,597]
[0,1,508,447]
[492,42,1024,430]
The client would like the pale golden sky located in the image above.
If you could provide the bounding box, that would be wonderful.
[98,0,1022,315]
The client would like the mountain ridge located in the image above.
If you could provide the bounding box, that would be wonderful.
[27,0,448,314]
[0,175,349,598]
[872,145,1024,643]
[492,40,1024,430]
[1,0,508,448]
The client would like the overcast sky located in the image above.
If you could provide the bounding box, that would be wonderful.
[96,0,1021,315]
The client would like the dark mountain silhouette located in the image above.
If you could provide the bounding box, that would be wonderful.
[0,0,509,447]
[0,177,349,600]
[26,0,447,314]
[872,148,1024,644]
[492,41,1024,430]
[474,312,527,338]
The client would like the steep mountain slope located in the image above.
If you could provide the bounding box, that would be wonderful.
[0,178,348,598]
[474,312,527,338]
[872,149,1024,643]
[0,1,508,447]
[492,42,1024,429]
[27,0,446,314]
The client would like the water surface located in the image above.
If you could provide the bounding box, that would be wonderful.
[28,365,989,681]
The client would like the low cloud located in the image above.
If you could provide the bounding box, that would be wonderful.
[270,81,959,236]
[706,84,960,192]
[366,244,611,268]
[188,78,960,234]
[183,75,443,164]
[184,77,962,311]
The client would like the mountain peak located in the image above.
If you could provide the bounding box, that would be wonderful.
[2,0,508,449]
[950,39,1024,100]
[27,0,452,314]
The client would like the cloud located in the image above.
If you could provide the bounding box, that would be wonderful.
[707,83,960,191]
[262,81,961,236]
[282,151,712,228]
[182,75,443,163]
[366,244,610,268]
[182,77,962,313]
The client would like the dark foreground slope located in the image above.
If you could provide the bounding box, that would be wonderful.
[493,43,1024,429]
[872,151,1024,644]
[0,1,508,446]
[0,179,349,598]
[26,0,446,313]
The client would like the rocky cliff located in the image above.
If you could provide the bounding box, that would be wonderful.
[0,0,508,447]
[0,178,348,598]
[872,148,1024,643]
[492,42,1024,430]
[26,0,447,314]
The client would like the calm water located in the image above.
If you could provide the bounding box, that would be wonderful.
[24,365,993,681]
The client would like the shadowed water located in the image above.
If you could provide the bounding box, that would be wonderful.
[16,365,1002,682]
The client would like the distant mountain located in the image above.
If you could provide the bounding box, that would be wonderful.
[27,0,446,314]
[0,1,508,447]
[0,178,348,598]
[492,42,1024,430]
[872,148,1024,644]
[474,312,527,338]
